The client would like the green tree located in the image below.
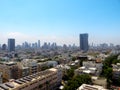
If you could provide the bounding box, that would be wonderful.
[63,74,91,90]
[103,67,112,79]
[64,69,74,80]
[101,54,120,88]
[72,57,76,61]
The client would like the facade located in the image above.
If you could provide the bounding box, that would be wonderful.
[80,33,89,51]
[21,59,38,75]
[0,72,3,84]
[20,67,29,78]
[77,84,107,90]
[17,63,30,78]
[37,62,47,72]
[8,39,15,52]
[28,61,38,75]
[0,62,19,82]
[0,68,62,90]
[112,63,120,79]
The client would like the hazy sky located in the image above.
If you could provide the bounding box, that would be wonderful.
[0,0,120,46]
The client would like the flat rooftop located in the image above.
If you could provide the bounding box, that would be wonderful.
[77,84,107,90]
[0,68,57,90]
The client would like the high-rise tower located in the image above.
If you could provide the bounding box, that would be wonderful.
[80,33,89,52]
[38,40,40,48]
[8,39,15,52]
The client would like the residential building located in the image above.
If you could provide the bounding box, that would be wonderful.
[117,55,120,60]
[91,76,107,88]
[0,72,2,84]
[21,59,38,75]
[82,59,103,75]
[8,39,15,52]
[77,84,107,90]
[75,66,96,76]
[0,62,19,82]
[112,63,120,79]
[17,63,30,78]
[56,65,70,75]
[80,33,89,52]
[37,62,47,72]
[75,59,103,76]
[0,68,62,90]
[28,61,38,74]
[47,61,58,67]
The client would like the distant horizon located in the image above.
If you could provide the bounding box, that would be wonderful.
[0,0,120,45]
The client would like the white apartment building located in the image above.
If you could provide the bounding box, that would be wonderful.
[75,59,103,76]
[112,63,120,79]
[82,60,103,76]
[21,59,38,74]
[77,84,107,90]
[83,60,103,70]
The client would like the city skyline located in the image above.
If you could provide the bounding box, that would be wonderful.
[0,0,120,45]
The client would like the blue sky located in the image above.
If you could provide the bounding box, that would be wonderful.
[0,0,120,45]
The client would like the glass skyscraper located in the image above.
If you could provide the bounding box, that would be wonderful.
[80,33,89,52]
[8,39,15,52]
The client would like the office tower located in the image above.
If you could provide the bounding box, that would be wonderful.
[42,42,48,49]
[8,38,15,52]
[24,41,29,48]
[38,40,40,48]
[80,33,89,51]
[35,42,37,48]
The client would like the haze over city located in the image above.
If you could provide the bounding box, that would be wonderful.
[0,0,120,45]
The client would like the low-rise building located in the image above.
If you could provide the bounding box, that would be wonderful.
[75,60,102,76]
[0,72,2,84]
[91,76,107,88]
[83,59,103,70]
[21,59,38,75]
[79,59,103,76]
[0,62,19,82]
[112,63,120,79]
[77,84,107,90]
[75,66,97,76]
[56,65,70,75]
[0,68,62,90]
[47,61,58,67]
[37,62,47,72]
[17,62,30,78]
[117,55,120,60]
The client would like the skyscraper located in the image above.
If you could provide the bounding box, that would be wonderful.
[80,33,89,52]
[38,40,40,48]
[8,39,15,52]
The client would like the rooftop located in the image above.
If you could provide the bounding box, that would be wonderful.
[77,84,107,90]
[0,68,58,90]
[1,61,17,66]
